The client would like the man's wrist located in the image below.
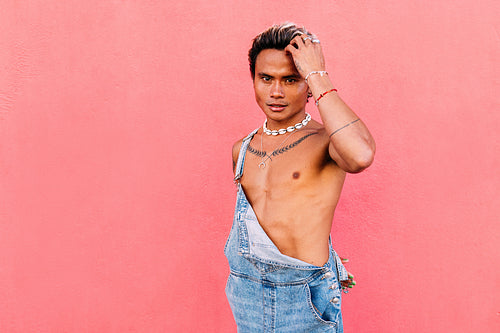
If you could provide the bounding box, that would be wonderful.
[308,75,336,100]
[315,88,338,107]
[305,70,328,83]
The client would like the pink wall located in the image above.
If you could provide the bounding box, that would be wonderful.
[1,1,498,332]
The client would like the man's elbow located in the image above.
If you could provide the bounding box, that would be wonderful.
[345,145,376,174]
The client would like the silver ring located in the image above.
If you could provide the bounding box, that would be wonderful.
[312,39,321,43]
[302,37,312,42]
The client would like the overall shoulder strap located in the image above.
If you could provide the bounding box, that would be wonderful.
[233,127,259,184]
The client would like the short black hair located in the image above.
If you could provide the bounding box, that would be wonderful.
[248,22,316,79]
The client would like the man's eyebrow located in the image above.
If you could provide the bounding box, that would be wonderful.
[257,72,301,79]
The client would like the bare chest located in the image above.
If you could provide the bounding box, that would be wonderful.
[240,131,330,195]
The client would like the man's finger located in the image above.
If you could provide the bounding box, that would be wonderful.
[284,44,297,55]
[291,35,306,48]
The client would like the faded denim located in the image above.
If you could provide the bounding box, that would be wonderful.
[225,129,349,332]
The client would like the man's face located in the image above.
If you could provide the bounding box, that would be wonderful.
[253,49,309,125]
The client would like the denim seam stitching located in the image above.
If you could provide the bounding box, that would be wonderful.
[228,270,325,287]
[245,254,323,270]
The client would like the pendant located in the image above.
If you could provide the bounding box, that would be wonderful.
[259,161,266,169]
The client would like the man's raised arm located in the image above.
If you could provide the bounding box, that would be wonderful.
[285,35,376,173]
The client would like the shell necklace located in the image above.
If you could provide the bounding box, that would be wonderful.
[263,113,311,136]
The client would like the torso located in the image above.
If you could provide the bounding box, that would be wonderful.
[234,120,346,266]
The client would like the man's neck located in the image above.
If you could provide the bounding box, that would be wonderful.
[266,112,308,130]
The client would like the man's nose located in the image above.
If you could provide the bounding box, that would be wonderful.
[270,81,284,98]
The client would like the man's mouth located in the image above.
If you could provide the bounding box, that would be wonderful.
[267,103,288,112]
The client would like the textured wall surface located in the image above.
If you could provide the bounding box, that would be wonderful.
[1,1,499,332]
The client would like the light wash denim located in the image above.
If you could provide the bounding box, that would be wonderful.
[225,129,349,332]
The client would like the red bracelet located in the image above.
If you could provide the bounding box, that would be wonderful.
[315,88,338,106]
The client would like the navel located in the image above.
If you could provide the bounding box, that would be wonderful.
[292,172,300,179]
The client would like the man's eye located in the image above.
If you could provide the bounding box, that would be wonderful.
[286,78,296,83]
[262,77,271,82]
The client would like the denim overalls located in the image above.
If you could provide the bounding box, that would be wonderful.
[225,128,349,332]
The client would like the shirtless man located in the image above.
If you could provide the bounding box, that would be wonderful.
[225,23,375,332]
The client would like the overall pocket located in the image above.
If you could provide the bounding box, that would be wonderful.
[305,278,342,326]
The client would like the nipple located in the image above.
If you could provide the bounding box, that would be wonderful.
[292,172,300,179]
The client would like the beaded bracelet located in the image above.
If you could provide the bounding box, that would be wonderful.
[305,70,328,82]
[315,88,338,106]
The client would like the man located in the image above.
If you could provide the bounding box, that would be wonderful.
[224,23,375,332]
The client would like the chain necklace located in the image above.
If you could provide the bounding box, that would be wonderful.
[258,130,296,169]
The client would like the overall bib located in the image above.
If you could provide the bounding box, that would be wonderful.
[225,129,349,332]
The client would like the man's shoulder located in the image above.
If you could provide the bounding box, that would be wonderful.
[232,129,257,172]
[299,122,339,166]
[232,138,244,162]
[232,135,246,148]
[301,121,329,143]
[232,127,260,159]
